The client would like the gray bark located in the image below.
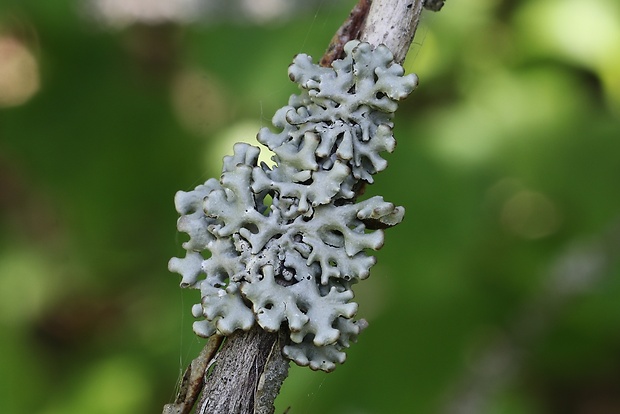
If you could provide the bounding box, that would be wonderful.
[360,0,425,64]
[196,326,289,414]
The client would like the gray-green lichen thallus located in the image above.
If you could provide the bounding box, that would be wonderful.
[169,40,417,372]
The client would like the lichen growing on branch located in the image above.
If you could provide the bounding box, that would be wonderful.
[169,40,417,372]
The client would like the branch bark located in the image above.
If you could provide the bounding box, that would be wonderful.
[196,326,289,414]
[360,0,425,64]
[165,2,439,413]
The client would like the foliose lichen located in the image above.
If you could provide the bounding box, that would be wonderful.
[169,40,417,372]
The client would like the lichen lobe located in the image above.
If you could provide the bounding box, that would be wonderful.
[169,40,415,372]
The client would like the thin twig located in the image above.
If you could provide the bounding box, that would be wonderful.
[320,0,372,67]
[162,335,223,414]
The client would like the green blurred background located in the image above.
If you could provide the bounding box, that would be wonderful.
[1,0,619,413]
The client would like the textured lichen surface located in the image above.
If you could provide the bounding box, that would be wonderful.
[169,40,417,372]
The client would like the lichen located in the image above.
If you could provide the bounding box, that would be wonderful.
[169,40,417,371]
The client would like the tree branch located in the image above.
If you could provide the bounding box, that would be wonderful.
[196,326,289,414]
[360,0,425,64]
[320,0,372,67]
[165,2,442,413]
[163,335,223,414]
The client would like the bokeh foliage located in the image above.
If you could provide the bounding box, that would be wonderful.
[1,1,619,413]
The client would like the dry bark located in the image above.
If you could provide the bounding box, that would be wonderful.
[195,327,289,414]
